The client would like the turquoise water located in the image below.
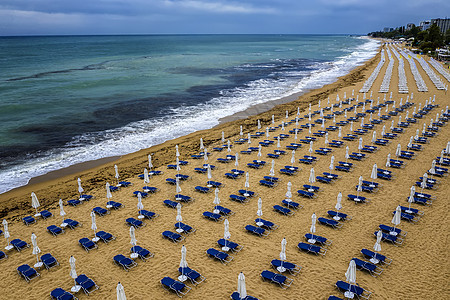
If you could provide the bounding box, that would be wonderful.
[0,35,379,193]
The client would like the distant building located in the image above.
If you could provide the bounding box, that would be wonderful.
[420,20,431,31]
[406,23,415,31]
[431,18,450,33]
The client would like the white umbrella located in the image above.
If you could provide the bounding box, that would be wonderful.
[373,230,382,258]
[333,115,336,124]
[176,177,182,194]
[338,126,342,138]
[257,144,262,159]
[358,137,363,152]
[324,133,329,145]
[309,141,313,154]
[31,233,41,267]
[407,185,415,211]
[386,153,391,168]
[421,173,428,193]
[59,199,67,227]
[200,138,204,149]
[266,127,270,138]
[429,160,436,178]
[294,128,298,140]
[369,112,373,121]
[286,110,289,119]
[114,165,120,185]
[247,133,251,144]
[360,117,364,127]
[370,164,377,185]
[308,123,312,134]
[77,178,84,197]
[106,182,112,200]
[350,121,353,132]
[31,192,40,217]
[390,119,395,130]
[356,175,363,198]
[237,272,247,299]
[281,122,285,131]
[290,150,295,167]
[309,167,315,184]
[207,165,212,182]
[148,154,153,170]
[143,168,150,184]
[395,144,401,157]
[372,131,376,143]
[221,131,226,143]
[203,148,209,162]
[278,238,287,272]
[391,206,401,233]
[277,136,281,148]
[137,193,144,218]
[117,282,127,300]
[90,211,98,240]
[213,188,220,214]
[345,146,349,162]
[235,153,239,167]
[381,125,386,136]
[176,157,181,173]
[345,260,357,298]
[285,181,292,200]
[321,119,325,129]
[69,256,78,288]
[329,155,335,170]
[176,145,180,157]
[256,198,263,226]
[269,160,275,177]
[130,226,137,251]
[446,141,450,154]
[344,110,347,118]
[179,245,188,282]
[223,219,231,251]
[297,107,300,115]
[227,140,231,152]
[334,192,343,221]
[257,120,261,130]
[272,115,275,124]
[308,103,311,113]
[3,219,11,249]
[440,150,444,164]
[308,213,317,243]
[176,203,183,233]
[245,172,250,189]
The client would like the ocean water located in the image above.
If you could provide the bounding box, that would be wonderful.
[0,35,379,193]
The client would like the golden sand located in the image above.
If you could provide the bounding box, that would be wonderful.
[0,44,449,300]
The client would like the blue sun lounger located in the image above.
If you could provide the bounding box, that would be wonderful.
[352,258,383,276]
[297,242,327,255]
[225,173,240,179]
[316,176,332,184]
[174,222,195,234]
[335,165,351,172]
[126,217,145,228]
[23,216,36,226]
[347,194,370,204]
[217,239,243,253]
[92,207,109,216]
[260,270,293,289]
[231,292,259,300]
[271,259,302,275]
[327,210,351,221]
[0,251,7,261]
[239,189,256,197]
[139,210,159,220]
[17,264,40,282]
[374,231,403,246]
[207,181,223,188]
[335,281,372,300]
[166,178,177,185]
[282,199,302,209]
[203,211,223,221]
[178,267,206,286]
[95,231,116,243]
[297,190,316,199]
[392,211,420,223]
[195,186,211,193]
[408,196,432,206]
[131,245,154,260]
[68,199,81,206]
[260,180,277,187]
[161,276,191,297]
[304,234,332,246]
[379,224,407,237]
[273,205,294,216]
[214,205,234,216]
[75,274,99,295]
[162,231,185,243]
[255,218,279,230]
[41,253,59,270]
[10,239,29,252]
[230,194,248,203]
[245,225,269,237]
[361,249,392,265]
[398,206,424,216]
[64,219,81,229]
[133,191,149,197]
[318,217,343,229]
[50,288,77,300]
[164,200,179,208]
[206,248,233,264]
[47,225,64,236]
[114,254,138,271]
[40,210,53,219]
[175,194,193,202]
[106,201,123,209]
[328,296,343,300]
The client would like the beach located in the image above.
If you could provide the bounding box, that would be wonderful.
[0,42,449,300]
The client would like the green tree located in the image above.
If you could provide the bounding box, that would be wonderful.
[445,28,450,44]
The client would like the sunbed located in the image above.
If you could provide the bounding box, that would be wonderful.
[260,270,293,289]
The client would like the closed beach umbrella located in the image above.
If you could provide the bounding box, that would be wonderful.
[421,173,428,192]
[333,115,336,124]
[176,145,180,157]
[446,141,450,154]
[257,120,261,130]
[294,128,298,140]
[31,192,40,216]
[281,122,285,131]
[278,238,287,272]
[335,192,343,212]
[440,150,445,164]
[222,131,226,142]
[338,126,342,138]
[143,168,150,184]
[77,178,84,196]
[356,176,363,197]
[345,260,357,286]
[2,219,10,247]
[59,199,66,225]
[130,226,137,247]
[329,155,335,170]
[350,121,353,132]
[257,144,262,159]
[237,272,247,299]
[179,245,188,282]
[345,146,349,162]
[223,219,231,251]
[407,136,413,148]
[272,115,275,124]
[245,172,250,189]
[117,282,127,300]
[277,136,281,148]
[137,193,144,217]
[321,118,325,129]
[285,181,292,200]
[266,127,270,138]
[235,153,239,167]
[69,256,77,286]
[386,153,391,168]
[90,211,97,237]
[324,133,329,145]
[256,198,263,226]
[200,138,204,149]
[297,107,300,115]
[247,133,251,144]
[374,230,382,253]
[286,110,289,119]
[106,182,112,200]
[358,138,363,152]
[360,117,364,127]
[290,150,295,167]
[227,140,231,152]
[207,165,212,180]
[203,148,208,162]
[309,141,313,154]
[31,233,41,264]
[309,167,315,184]
[391,206,401,231]
[213,188,220,214]
[176,203,183,233]
[381,125,386,137]
[390,119,395,130]
[371,164,377,184]
[408,186,415,211]
[308,104,311,113]
[369,112,373,121]
[270,160,275,177]
[395,144,401,157]
[148,154,153,170]
[372,131,376,143]
[429,160,436,177]
[308,123,312,134]
[114,165,120,184]
[308,213,317,243]
[176,157,181,173]
[176,177,182,194]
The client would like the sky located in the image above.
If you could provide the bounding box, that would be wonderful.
[0,0,449,36]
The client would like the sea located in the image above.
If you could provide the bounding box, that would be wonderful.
[0,35,380,194]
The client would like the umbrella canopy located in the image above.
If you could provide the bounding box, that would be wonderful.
[395,144,401,157]
[386,153,391,167]
[256,197,263,217]
[3,219,10,245]
[148,154,153,170]
[247,133,251,144]
[69,256,77,280]
[235,153,239,167]
[245,172,250,188]
[137,193,144,211]
[421,173,428,190]
[31,192,40,214]
[290,150,295,165]
[374,231,382,252]
[357,176,363,190]
[176,157,181,172]
[237,272,247,299]
[203,148,209,162]
[345,260,357,285]
[257,120,261,130]
[90,211,97,234]
[180,245,188,268]
[329,155,335,170]
[114,165,120,181]
[345,146,349,160]
[143,168,150,184]
[59,199,66,224]
[222,131,226,142]
[130,226,137,246]
[358,138,363,151]
[308,124,312,134]
[321,119,325,129]
[350,121,353,132]
[277,136,281,148]
[309,141,313,154]
[294,128,298,140]
[408,186,415,210]
[392,206,401,227]
[338,127,342,138]
[257,144,262,158]
[176,177,182,194]
[77,178,84,195]
[269,160,275,177]
[280,238,287,261]
[360,117,364,127]
[213,188,220,205]
[239,126,243,136]
[176,145,180,157]
[430,160,436,175]
[207,165,212,180]
[324,133,329,145]
[117,282,127,300]
[281,122,285,131]
[285,182,292,199]
[446,141,450,154]
[335,192,343,211]
[227,140,231,152]
[310,213,317,234]
[31,233,41,263]
[309,167,315,184]
[176,203,183,222]
[381,125,386,136]
[106,182,112,200]
[371,164,378,180]
[266,127,270,138]
[372,131,376,143]
[224,219,231,240]
[200,138,204,149]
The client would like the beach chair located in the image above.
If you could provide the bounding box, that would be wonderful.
[255,218,279,230]
[194,167,207,173]
[304,234,332,247]
[225,172,240,179]
[282,199,302,210]
[114,254,138,271]
[408,196,432,206]
[79,238,97,252]
[195,186,211,193]
[327,210,352,221]
[143,186,159,193]
[379,224,407,237]
[347,194,370,204]
[174,222,196,234]
[175,194,193,202]
[217,239,243,253]
[161,276,191,298]
[335,281,372,300]
[239,189,256,197]
[106,201,123,209]
[316,176,332,184]
[245,225,269,237]
[164,200,180,209]
[318,217,343,229]
[109,185,119,192]
[139,210,159,220]
[361,249,392,266]
[398,206,424,216]
[231,292,259,300]
[271,259,302,276]
[393,211,420,223]
[206,248,233,264]
[299,158,315,164]
[259,180,277,188]
[95,231,116,243]
[214,205,234,216]
[40,253,59,270]
[297,242,327,255]
[352,258,383,276]
[280,168,297,175]
[273,205,294,216]
[92,207,109,216]
[166,178,177,185]
[207,181,223,188]
[260,270,293,289]
[203,211,223,222]
[162,231,185,243]
[64,219,81,229]
[175,174,189,181]
[10,239,29,252]
[118,181,131,187]
[67,199,81,206]
[328,296,343,300]
[230,194,249,203]
[323,172,339,180]
[335,165,351,172]
[178,267,206,286]
[17,264,40,283]
[126,217,145,228]
[374,231,403,246]
[23,216,36,226]
[50,288,78,300]
[131,245,154,260]
[0,251,7,261]
[40,210,53,219]
[356,185,376,193]
[75,274,99,295]
[47,225,64,236]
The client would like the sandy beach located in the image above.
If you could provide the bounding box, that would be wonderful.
[0,42,449,300]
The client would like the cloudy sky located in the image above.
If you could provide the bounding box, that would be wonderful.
[0,0,448,35]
